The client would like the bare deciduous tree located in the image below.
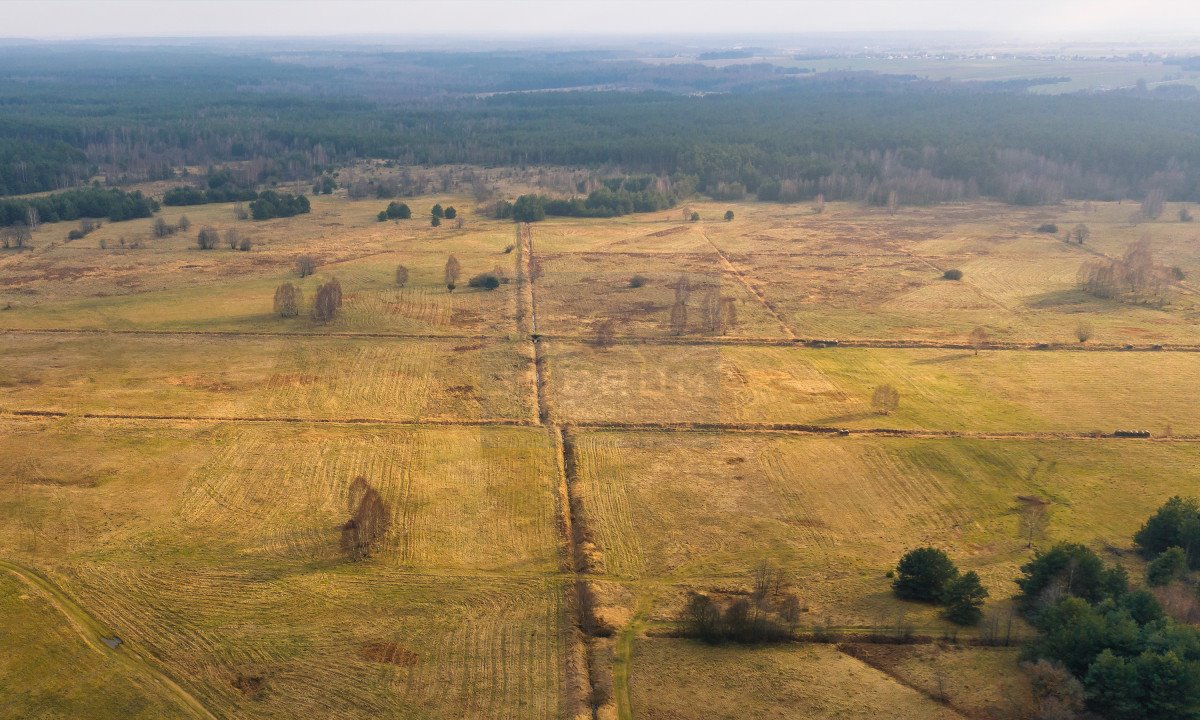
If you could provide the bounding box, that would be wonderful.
[196,226,220,250]
[969,326,989,355]
[699,289,724,335]
[312,279,341,322]
[1023,659,1085,720]
[669,274,691,335]
[1078,236,1168,303]
[395,264,409,287]
[591,318,616,350]
[1074,321,1094,344]
[813,193,825,214]
[273,283,301,318]
[444,254,461,292]
[1070,224,1090,244]
[178,214,192,231]
[1139,188,1165,220]
[225,228,240,250]
[2,223,32,249]
[153,216,173,238]
[871,384,900,415]
[296,255,317,278]
[1018,497,1051,548]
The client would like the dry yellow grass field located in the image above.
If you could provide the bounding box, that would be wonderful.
[0,418,567,719]
[3,189,1198,719]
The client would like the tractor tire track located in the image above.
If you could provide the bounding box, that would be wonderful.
[701,230,797,339]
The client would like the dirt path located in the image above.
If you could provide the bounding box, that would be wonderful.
[10,323,1198,354]
[4,410,1196,443]
[0,559,218,720]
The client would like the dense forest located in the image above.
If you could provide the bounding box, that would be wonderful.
[3,42,1200,209]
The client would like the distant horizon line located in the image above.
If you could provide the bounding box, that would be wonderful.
[2,31,1199,46]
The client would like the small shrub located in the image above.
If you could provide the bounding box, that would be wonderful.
[503,244,514,254]
[238,238,252,252]
[943,268,963,280]
[724,210,734,221]
[1036,223,1059,233]
[1180,207,1194,223]
[689,211,700,222]
[468,272,501,290]
[431,215,441,227]
[629,275,649,288]
[444,206,457,220]
[1074,321,1094,343]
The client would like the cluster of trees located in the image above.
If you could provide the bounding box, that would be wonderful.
[312,175,337,195]
[682,565,803,643]
[440,254,506,292]
[430,202,457,226]
[312,278,342,322]
[162,169,258,206]
[1078,236,1173,304]
[65,217,101,241]
[1016,499,1200,719]
[0,186,158,227]
[495,183,674,222]
[891,547,989,625]
[249,191,310,220]
[663,274,736,336]
[377,201,411,221]
[153,214,190,238]
[273,276,341,321]
[1135,496,1200,579]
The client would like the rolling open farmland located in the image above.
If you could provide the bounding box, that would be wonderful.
[3,186,1199,719]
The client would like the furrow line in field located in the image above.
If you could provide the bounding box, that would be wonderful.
[701,229,797,338]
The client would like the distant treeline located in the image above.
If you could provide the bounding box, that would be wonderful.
[4,45,1200,207]
[0,186,158,226]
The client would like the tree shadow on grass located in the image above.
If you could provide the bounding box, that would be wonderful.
[909,352,974,365]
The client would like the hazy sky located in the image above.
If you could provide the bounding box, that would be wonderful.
[6,0,1200,40]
